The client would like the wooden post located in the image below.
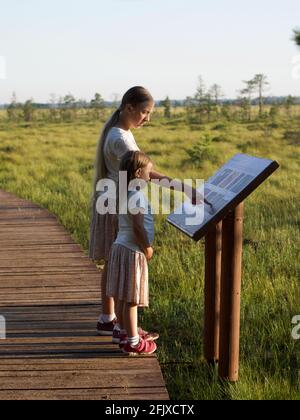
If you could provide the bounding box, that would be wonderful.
[218,202,244,382]
[204,221,222,363]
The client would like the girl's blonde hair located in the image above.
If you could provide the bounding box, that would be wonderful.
[120,150,152,189]
[91,86,153,208]
[117,150,152,214]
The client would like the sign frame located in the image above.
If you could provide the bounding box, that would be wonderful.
[167,154,280,242]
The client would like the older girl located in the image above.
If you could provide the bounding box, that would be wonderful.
[89,86,204,336]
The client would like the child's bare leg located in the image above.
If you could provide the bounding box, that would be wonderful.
[115,299,124,330]
[101,261,115,317]
[124,303,138,338]
[122,303,157,354]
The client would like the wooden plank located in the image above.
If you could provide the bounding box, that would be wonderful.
[0,371,164,390]
[0,266,96,274]
[0,253,88,259]
[0,307,101,315]
[0,337,114,345]
[0,228,67,234]
[0,292,100,300]
[0,388,169,400]
[0,304,101,313]
[3,319,99,327]
[0,210,54,217]
[0,219,57,225]
[0,293,100,302]
[0,243,84,250]
[0,358,158,369]
[0,342,122,352]
[0,278,100,289]
[0,241,78,247]
[0,286,100,294]
[0,300,101,307]
[0,258,95,268]
[0,231,72,237]
[0,235,76,241]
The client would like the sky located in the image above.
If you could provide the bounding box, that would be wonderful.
[0,0,300,103]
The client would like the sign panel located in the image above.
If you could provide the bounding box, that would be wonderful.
[167,154,279,241]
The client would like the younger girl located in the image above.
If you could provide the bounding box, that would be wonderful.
[106,151,158,355]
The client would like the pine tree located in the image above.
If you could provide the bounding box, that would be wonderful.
[253,74,269,118]
[49,94,59,121]
[194,76,207,123]
[23,99,35,122]
[60,93,77,121]
[240,80,256,121]
[161,96,172,118]
[90,93,105,119]
[293,29,300,46]
[7,92,20,121]
[284,95,296,118]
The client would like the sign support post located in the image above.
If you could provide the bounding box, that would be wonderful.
[218,202,244,382]
[204,203,244,381]
[204,221,222,364]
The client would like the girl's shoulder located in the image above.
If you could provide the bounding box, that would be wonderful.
[108,127,133,140]
[128,189,148,210]
[106,128,137,154]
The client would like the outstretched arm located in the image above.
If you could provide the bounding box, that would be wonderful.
[150,170,171,183]
[150,170,212,206]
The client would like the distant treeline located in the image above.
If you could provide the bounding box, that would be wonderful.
[1,74,299,124]
[1,96,299,110]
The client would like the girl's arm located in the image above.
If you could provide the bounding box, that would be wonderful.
[131,213,153,261]
[150,170,212,207]
[150,169,172,183]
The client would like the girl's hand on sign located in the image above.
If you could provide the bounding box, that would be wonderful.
[191,188,213,208]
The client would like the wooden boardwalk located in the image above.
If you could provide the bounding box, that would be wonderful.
[0,190,169,400]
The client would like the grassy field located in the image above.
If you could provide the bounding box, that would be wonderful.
[0,108,299,399]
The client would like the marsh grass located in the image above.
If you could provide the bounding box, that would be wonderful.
[0,111,299,400]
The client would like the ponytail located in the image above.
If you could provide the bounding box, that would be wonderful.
[90,108,121,209]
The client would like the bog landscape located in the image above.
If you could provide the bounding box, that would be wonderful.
[0,79,299,399]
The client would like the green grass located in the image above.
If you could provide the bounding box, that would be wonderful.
[0,112,299,400]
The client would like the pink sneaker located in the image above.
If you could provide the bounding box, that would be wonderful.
[123,337,157,356]
[115,328,160,346]
[138,327,160,342]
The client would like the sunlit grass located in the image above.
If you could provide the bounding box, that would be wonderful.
[0,111,299,400]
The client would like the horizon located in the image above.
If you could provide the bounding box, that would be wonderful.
[1,93,300,107]
[0,0,300,103]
